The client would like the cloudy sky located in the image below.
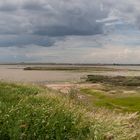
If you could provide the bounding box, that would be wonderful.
[0,0,140,63]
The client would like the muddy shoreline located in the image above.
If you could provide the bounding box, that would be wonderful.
[0,65,140,84]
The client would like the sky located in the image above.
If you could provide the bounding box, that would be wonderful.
[0,0,140,64]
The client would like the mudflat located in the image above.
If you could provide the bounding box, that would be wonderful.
[0,65,86,83]
[0,65,140,83]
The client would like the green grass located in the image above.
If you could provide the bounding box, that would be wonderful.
[0,82,140,139]
[0,82,92,140]
[81,88,140,112]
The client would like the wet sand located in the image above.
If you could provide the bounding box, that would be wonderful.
[0,65,140,84]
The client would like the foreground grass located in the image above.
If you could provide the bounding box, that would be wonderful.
[0,82,140,139]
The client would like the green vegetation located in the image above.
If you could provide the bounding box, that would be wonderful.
[82,75,140,112]
[1,82,140,139]
[81,88,140,112]
[24,66,118,72]
[87,75,140,86]
[0,82,91,140]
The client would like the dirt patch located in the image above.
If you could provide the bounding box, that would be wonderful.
[45,83,102,93]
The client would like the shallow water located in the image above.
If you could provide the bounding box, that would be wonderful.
[0,65,87,83]
[0,65,140,83]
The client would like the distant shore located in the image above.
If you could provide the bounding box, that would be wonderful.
[0,62,140,66]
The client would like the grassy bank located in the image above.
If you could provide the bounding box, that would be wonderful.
[0,82,140,139]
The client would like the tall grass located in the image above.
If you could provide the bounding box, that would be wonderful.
[0,82,140,139]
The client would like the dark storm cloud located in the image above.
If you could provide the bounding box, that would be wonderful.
[0,35,54,47]
[22,0,108,37]
[33,24,103,36]
[0,0,108,37]
[0,1,17,11]
[0,4,16,11]
[22,1,45,11]
[136,15,140,29]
